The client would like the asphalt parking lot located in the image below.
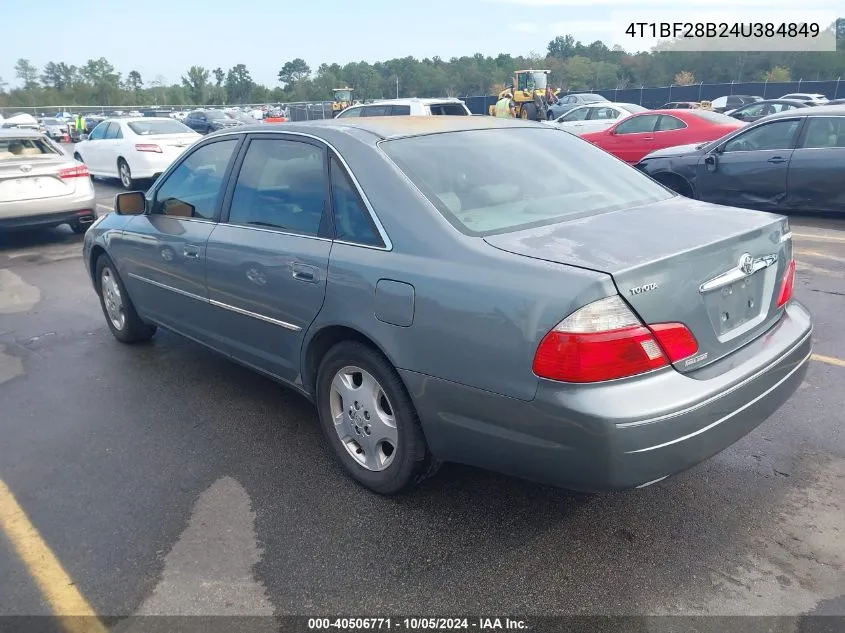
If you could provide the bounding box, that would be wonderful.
[1,178,844,624]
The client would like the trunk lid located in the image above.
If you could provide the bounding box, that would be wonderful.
[0,157,78,202]
[139,133,198,157]
[483,197,792,373]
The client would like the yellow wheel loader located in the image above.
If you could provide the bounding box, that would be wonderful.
[489,70,559,120]
[332,88,355,117]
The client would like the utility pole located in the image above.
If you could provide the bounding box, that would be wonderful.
[396,76,399,99]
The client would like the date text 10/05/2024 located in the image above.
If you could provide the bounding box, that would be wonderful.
[625,22,821,39]
[307,618,528,630]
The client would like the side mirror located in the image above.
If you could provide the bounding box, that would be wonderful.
[114,191,146,215]
[79,133,89,141]
[704,154,719,173]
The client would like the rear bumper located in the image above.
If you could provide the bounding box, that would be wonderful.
[0,180,97,230]
[401,301,812,490]
[0,207,97,230]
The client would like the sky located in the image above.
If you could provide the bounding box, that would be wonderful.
[2,0,840,88]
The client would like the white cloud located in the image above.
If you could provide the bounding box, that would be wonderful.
[511,22,540,33]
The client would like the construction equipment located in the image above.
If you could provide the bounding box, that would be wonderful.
[332,87,355,116]
[489,70,559,120]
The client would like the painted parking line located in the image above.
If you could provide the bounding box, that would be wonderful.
[793,232,845,244]
[795,249,845,264]
[812,353,845,368]
[0,480,107,633]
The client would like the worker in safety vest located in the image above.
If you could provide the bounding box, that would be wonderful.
[494,91,516,118]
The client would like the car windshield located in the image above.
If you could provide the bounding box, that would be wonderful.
[43,118,62,125]
[128,120,194,135]
[686,110,739,124]
[621,104,648,113]
[0,136,60,159]
[380,127,672,236]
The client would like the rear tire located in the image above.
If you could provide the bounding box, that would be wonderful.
[95,254,156,343]
[315,341,440,495]
[118,159,134,190]
[70,221,89,234]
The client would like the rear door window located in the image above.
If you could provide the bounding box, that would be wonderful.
[655,115,686,131]
[227,138,328,236]
[361,105,391,117]
[799,117,845,149]
[329,156,383,246]
[390,105,411,116]
[615,114,660,134]
[428,103,469,115]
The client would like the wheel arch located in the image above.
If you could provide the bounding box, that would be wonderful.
[89,244,108,287]
[301,324,402,398]
[650,170,695,197]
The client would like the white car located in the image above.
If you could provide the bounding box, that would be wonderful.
[73,117,201,189]
[335,97,471,118]
[544,102,648,134]
[780,93,828,104]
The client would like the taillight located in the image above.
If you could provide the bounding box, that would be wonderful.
[777,259,796,308]
[135,144,162,153]
[649,323,699,363]
[532,295,699,383]
[57,165,90,179]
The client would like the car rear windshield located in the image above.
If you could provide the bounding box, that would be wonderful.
[128,120,194,135]
[687,109,739,124]
[379,127,672,236]
[0,137,59,159]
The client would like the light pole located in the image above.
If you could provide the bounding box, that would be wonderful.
[396,76,399,99]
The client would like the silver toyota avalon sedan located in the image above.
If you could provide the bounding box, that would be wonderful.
[83,117,811,495]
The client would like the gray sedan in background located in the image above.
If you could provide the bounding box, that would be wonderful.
[83,117,811,495]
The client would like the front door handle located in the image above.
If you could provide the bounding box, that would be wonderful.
[292,262,318,283]
[767,156,787,164]
[184,244,201,259]
[643,136,654,140]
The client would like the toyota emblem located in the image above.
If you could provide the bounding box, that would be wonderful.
[738,253,754,276]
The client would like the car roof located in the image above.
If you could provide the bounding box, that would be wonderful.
[350,98,466,106]
[760,104,845,120]
[209,116,545,142]
[0,128,42,138]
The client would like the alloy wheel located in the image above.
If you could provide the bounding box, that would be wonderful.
[329,366,398,471]
[100,268,125,331]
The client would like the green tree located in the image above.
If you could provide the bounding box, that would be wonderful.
[548,35,576,59]
[15,59,39,89]
[127,70,143,92]
[225,64,254,103]
[278,58,311,89]
[181,66,210,104]
[762,66,792,81]
[80,57,121,104]
[213,67,225,87]
[674,71,696,85]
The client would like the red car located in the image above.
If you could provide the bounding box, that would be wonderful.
[580,109,744,164]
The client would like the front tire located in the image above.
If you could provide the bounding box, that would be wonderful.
[118,159,134,190]
[315,341,440,495]
[95,254,156,343]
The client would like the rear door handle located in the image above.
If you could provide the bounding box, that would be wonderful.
[768,156,787,164]
[184,244,201,259]
[643,136,654,140]
[291,262,318,283]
